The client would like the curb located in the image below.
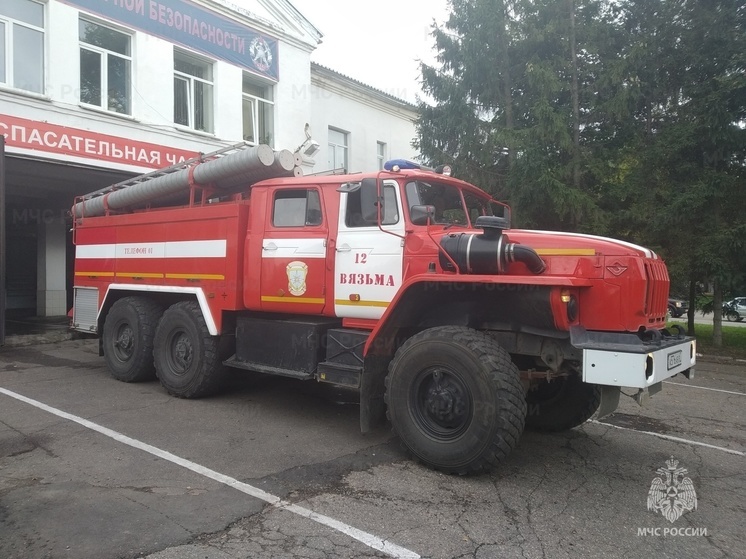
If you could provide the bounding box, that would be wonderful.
[696,354,746,365]
[2,330,75,348]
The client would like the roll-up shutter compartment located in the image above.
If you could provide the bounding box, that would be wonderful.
[73,287,99,333]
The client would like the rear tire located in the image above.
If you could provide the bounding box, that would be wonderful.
[525,374,601,432]
[385,326,526,475]
[102,297,163,382]
[154,301,226,398]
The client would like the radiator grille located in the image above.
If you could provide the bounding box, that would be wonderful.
[73,288,99,332]
[644,260,669,319]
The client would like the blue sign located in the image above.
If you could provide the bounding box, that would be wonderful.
[61,0,279,80]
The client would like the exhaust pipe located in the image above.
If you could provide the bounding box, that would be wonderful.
[439,216,546,275]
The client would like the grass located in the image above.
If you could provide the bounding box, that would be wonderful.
[670,322,746,360]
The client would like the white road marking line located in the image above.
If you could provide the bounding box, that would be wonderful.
[589,420,746,457]
[663,381,746,396]
[0,387,420,559]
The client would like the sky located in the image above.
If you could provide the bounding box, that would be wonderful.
[272,0,450,103]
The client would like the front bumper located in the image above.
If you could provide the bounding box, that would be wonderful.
[570,326,696,388]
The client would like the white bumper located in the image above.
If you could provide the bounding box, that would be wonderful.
[582,339,696,388]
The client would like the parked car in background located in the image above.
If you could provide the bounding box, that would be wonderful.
[668,297,689,318]
[723,297,746,322]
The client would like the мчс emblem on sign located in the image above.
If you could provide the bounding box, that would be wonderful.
[286,261,308,296]
[249,37,272,72]
[647,457,698,523]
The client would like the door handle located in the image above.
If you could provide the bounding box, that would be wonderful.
[263,242,278,251]
[336,244,351,252]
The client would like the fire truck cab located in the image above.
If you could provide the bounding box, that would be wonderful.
[71,145,695,474]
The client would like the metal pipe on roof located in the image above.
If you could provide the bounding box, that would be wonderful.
[72,144,283,218]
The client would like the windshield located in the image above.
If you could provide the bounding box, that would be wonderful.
[404,180,502,226]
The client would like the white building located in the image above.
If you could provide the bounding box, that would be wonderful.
[0,0,417,322]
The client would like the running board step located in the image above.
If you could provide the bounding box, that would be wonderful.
[223,356,313,380]
[316,362,362,388]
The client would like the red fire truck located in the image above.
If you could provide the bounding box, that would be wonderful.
[71,143,695,474]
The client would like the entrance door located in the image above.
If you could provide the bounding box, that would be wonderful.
[334,180,405,319]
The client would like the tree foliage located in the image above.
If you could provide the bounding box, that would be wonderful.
[416,0,746,342]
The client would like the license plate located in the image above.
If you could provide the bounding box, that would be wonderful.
[667,350,682,370]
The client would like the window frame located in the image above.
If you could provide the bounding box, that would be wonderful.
[78,17,132,114]
[376,141,387,170]
[328,127,349,172]
[344,181,400,228]
[173,49,215,133]
[242,74,274,146]
[0,0,45,94]
[271,188,323,228]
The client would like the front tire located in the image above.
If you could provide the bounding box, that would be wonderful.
[154,301,225,398]
[102,297,163,382]
[525,374,601,432]
[385,326,526,475]
[726,310,740,322]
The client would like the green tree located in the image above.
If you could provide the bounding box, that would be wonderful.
[602,0,746,343]
[417,0,623,231]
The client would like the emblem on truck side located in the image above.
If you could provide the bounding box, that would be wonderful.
[647,457,697,522]
[606,262,628,276]
[286,261,308,296]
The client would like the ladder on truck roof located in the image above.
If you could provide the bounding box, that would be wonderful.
[78,141,250,202]
[71,142,300,219]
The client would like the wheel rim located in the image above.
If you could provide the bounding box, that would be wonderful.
[165,328,194,376]
[112,321,135,363]
[410,366,472,440]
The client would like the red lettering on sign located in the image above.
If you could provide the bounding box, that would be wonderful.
[0,113,197,170]
[337,273,396,287]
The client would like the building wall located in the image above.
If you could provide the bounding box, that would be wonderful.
[309,67,418,173]
[5,0,312,168]
[3,0,416,173]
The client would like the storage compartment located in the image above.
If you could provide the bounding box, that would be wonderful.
[234,315,340,375]
[72,287,99,332]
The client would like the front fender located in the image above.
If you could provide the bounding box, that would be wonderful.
[364,274,592,357]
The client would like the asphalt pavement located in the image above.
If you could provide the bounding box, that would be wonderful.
[0,339,744,559]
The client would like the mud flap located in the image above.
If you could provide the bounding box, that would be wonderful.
[632,381,662,406]
[360,356,387,433]
[597,385,621,419]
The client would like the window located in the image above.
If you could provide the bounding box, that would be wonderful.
[377,141,387,170]
[174,50,214,133]
[242,74,274,146]
[328,128,348,171]
[272,189,323,227]
[0,0,44,94]
[463,192,508,225]
[79,19,131,114]
[345,183,399,227]
[405,181,468,225]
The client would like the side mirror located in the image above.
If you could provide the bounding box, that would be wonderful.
[360,178,379,223]
[410,204,435,226]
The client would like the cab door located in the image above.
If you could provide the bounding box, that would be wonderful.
[261,187,326,314]
[334,179,405,319]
